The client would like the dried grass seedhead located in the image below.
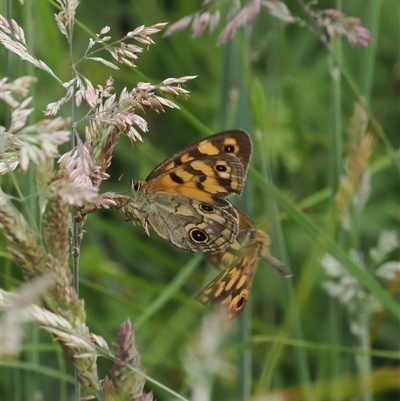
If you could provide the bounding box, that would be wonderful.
[0,275,55,357]
[0,75,37,107]
[54,0,80,40]
[0,189,46,279]
[0,130,25,174]
[43,200,70,266]
[0,5,194,398]
[67,75,195,223]
[103,320,153,400]
[317,9,371,47]
[334,103,374,221]
[218,0,262,44]
[164,0,370,47]
[1,15,196,226]
[57,140,99,205]
[0,16,62,82]
[321,104,396,342]
[0,285,102,394]
[321,230,399,340]
[0,82,71,175]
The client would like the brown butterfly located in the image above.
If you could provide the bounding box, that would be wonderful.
[129,130,252,253]
[195,209,292,318]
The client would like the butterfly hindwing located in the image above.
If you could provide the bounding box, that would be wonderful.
[142,194,239,253]
[195,207,285,318]
[195,228,262,318]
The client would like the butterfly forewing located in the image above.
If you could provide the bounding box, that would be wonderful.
[145,154,246,202]
[145,130,252,182]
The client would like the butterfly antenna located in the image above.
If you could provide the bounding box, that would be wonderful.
[262,254,292,277]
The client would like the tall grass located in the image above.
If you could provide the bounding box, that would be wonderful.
[1,1,399,401]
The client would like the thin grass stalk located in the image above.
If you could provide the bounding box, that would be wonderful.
[327,2,345,394]
[1,359,75,383]
[329,37,343,198]
[3,0,11,76]
[361,0,382,105]
[235,33,254,401]
[216,39,239,132]
[215,32,250,400]
[327,299,343,401]
[354,3,383,400]
[63,7,81,399]
[13,368,22,400]
[221,31,253,400]
[22,0,38,228]
[20,3,42,400]
[55,341,68,401]
[217,31,255,400]
[357,312,374,401]
[236,309,252,400]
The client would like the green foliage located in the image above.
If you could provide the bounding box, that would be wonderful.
[1,1,399,401]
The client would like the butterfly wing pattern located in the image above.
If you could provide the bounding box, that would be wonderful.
[130,131,252,253]
[128,130,291,317]
[196,209,292,318]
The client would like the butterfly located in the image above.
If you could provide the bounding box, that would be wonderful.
[195,209,292,319]
[130,131,252,253]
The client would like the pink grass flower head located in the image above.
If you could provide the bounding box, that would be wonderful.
[317,9,371,47]
[218,0,262,45]
[262,1,295,23]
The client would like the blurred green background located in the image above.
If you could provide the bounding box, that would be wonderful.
[1,1,399,400]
